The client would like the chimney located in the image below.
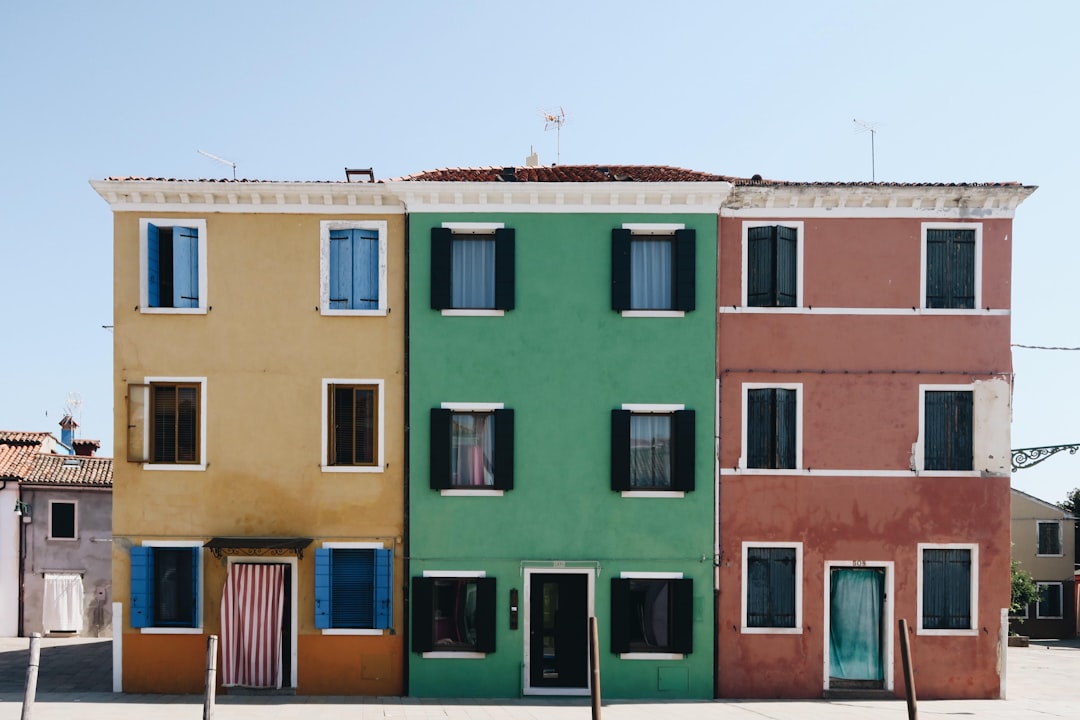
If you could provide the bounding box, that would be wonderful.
[73,439,101,457]
[525,147,540,167]
[59,415,78,450]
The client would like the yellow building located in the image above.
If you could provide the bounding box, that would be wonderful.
[93,177,406,694]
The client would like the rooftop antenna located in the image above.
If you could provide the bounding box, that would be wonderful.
[542,107,566,164]
[198,149,237,180]
[852,119,879,181]
[64,392,83,428]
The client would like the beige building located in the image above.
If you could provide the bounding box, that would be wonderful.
[1010,488,1076,638]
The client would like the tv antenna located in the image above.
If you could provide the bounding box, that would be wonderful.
[852,119,879,181]
[198,149,237,179]
[64,392,83,425]
[542,107,566,164]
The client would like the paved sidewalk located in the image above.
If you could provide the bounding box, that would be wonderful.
[0,637,1077,718]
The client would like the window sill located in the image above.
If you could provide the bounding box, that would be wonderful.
[1035,554,1064,558]
[47,537,78,542]
[1036,615,1064,620]
[320,308,388,317]
[620,491,685,498]
[140,627,203,635]
[144,463,206,472]
[619,652,684,661]
[620,310,685,318]
[440,489,504,497]
[421,651,486,659]
[321,465,384,474]
[916,628,978,637]
[741,626,802,635]
[321,629,386,636]
[140,307,208,315]
[440,309,505,317]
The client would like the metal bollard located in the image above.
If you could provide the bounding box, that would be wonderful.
[589,616,602,720]
[899,618,918,720]
[204,635,218,720]
[22,632,41,720]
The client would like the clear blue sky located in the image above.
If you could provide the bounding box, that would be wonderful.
[2,1,1077,503]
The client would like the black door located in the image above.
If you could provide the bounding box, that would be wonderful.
[529,573,588,689]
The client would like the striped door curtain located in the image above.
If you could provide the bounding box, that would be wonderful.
[220,563,285,689]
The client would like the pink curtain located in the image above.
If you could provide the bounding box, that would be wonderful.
[220,563,285,688]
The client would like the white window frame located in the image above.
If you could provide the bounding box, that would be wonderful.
[741,221,804,309]
[1036,581,1064,619]
[920,222,982,311]
[440,222,505,317]
[741,542,803,635]
[739,383,803,471]
[917,543,979,636]
[420,570,488,659]
[523,566,595,695]
[319,220,389,316]
[321,378,385,473]
[617,571,686,660]
[143,376,207,471]
[139,218,209,314]
[47,499,78,541]
[139,540,205,635]
[620,222,686,318]
[439,402,505,496]
[223,554,298,688]
[1036,520,1064,557]
[619,403,685,497]
[916,384,976,476]
[320,541,391,636]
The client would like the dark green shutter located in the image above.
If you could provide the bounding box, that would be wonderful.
[672,410,695,492]
[769,549,796,627]
[429,409,452,489]
[411,577,434,652]
[926,228,975,309]
[776,226,798,307]
[474,577,497,653]
[494,228,515,310]
[747,226,776,307]
[944,549,971,629]
[611,409,632,491]
[925,391,972,470]
[746,389,772,468]
[670,579,694,654]
[776,389,796,469]
[493,409,514,490]
[430,228,453,309]
[611,229,632,311]
[950,392,973,471]
[951,234,976,309]
[674,229,696,311]
[609,578,631,653]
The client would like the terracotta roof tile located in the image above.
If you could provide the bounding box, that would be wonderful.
[0,431,51,446]
[21,454,113,488]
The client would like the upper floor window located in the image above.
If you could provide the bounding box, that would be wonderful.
[430,404,514,492]
[320,221,388,315]
[314,545,393,631]
[49,501,77,540]
[611,406,695,492]
[1037,520,1063,556]
[431,224,515,314]
[744,386,799,469]
[923,389,973,471]
[923,224,980,309]
[612,225,695,315]
[323,380,383,472]
[744,223,801,308]
[140,219,208,314]
[127,379,206,468]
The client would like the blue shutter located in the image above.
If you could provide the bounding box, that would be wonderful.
[674,229,696,312]
[747,226,775,307]
[130,546,152,628]
[776,226,798,307]
[331,549,374,628]
[494,228,515,310]
[189,546,200,628]
[329,229,352,309]
[147,223,161,307]
[314,548,332,629]
[374,548,392,629]
[173,227,199,308]
[776,389,796,469]
[611,229,632,311]
[354,229,380,310]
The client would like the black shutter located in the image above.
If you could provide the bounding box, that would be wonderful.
[746,389,772,469]
[746,226,776,307]
[925,229,948,308]
[609,578,631,653]
[924,392,947,470]
[950,231,976,309]
[950,391,973,471]
[672,410,696,492]
[611,229,632,311]
[944,549,971,629]
[493,409,514,490]
[429,408,452,489]
[494,228,515,310]
[611,409,632,491]
[410,577,434,652]
[776,389,796,469]
[673,229,696,312]
[430,228,453,310]
[670,578,694,654]
[474,577,497,653]
[776,226,798,307]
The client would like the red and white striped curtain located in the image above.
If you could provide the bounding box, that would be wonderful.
[220,563,285,689]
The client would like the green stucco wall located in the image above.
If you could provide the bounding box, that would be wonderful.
[408,212,717,699]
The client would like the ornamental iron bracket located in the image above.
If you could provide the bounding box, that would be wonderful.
[1011,444,1080,472]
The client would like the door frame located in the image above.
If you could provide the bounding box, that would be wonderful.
[224,555,299,689]
[822,560,894,692]
[522,567,595,696]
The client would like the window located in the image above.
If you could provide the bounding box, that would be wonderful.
[745,387,797,469]
[320,221,387,315]
[745,224,799,307]
[923,390,973,471]
[919,545,976,633]
[322,379,384,472]
[411,575,496,654]
[49,501,76,540]
[611,406,695,492]
[610,575,693,655]
[314,546,392,631]
[430,225,515,313]
[924,224,978,309]
[430,405,513,491]
[1037,521,1063,556]
[130,544,201,630]
[611,226,695,313]
[743,545,800,631]
[140,219,207,313]
[126,379,206,468]
[1036,582,1063,619]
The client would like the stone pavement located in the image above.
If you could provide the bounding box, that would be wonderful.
[0,636,1078,718]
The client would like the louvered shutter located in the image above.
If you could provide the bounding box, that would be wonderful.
[746,389,772,469]
[609,578,631,653]
[329,229,353,309]
[672,410,695,491]
[746,548,769,626]
[747,226,776,307]
[944,549,971,629]
[776,226,798,307]
[924,392,948,470]
[769,549,796,627]
[493,409,514,490]
[611,409,632,491]
[147,223,161,307]
[922,549,946,628]
[949,391,973,471]
[354,229,380,310]
[494,228,515,310]
[314,548,332,629]
[925,229,949,308]
[130,546,152,628]
[173,227,199,308]
[430,228,453,309]
[474,577,497,653]
[776,389,796,469]
[374,548,393,629]
[429,409,452,489]
[152,384,177,464]
[670,579,694,654]
[611,229,632,311]
[331,549,374,628]
[353,387,375,465]
[674,229,696,311]
[176,385,199,463]
[950,231,976,309]
[333,386,354,465]
[411,577,434,652]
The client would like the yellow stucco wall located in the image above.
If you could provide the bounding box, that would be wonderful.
[110,210,406,693]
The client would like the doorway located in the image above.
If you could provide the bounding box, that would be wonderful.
[222,557,298,689]
[524,569,592,694]
[825,564,892,690]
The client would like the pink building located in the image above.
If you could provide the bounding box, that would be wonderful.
[716,180,1035,699]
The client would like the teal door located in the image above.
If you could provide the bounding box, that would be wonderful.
[829,568,885,686]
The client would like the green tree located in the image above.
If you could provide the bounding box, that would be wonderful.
[1058,487,1080,516]
[1011,559,1041,620]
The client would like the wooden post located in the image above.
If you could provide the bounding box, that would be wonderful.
[203,635,218,720]
[21,633,41,720]
[589,616,602,720]
[898,618,917,720]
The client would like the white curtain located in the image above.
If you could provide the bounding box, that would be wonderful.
[42,573,83,633]
[630,239,672,309]
[451,238,495,308]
